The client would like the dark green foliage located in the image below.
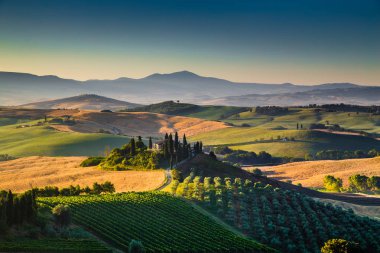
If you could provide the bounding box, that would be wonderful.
[255,106,289,115]
[221,149,274,165]
[52,204,71,227]
[208,151,217,160]
[0,154,15,161]
[32,182,115,197]
[321,239,361,253]
[128,240,145,253]
[80,157,105,167]
[252,168,263,176]
[172,176,380,253]
[0,239,112,252]
[40,192,273,252]
[314,149,379,160]
[0,190,37,234]
[348,174,380,193]
[99,138,163,170]
[148,137,152,149]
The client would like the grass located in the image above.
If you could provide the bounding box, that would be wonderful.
[0,156,166,192]
[257,156,380,188]
[190,108,380,158]
[0,122,131,157]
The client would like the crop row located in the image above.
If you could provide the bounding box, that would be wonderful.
[39,192,274,253]
[171,176,380,253]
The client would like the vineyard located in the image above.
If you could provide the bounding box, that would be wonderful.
[171,176,380,253]
[39,192,274,253]
[0,239,111,252]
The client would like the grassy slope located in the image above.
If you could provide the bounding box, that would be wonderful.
[40,192,272,252]
[0,123,130,157]
[191,108,380,158]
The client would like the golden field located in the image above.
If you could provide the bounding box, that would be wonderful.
[256,156,380,188]
[0,108,229,137]
[0,156,165,192]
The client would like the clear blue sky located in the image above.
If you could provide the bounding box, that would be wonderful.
[0,0,379,85]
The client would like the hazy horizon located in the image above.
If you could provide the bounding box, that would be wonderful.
[1,0,379,85]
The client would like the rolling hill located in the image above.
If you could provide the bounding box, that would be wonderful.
[257,156,380,188]
[1,70,377,106]
[201,87,380,106]
[19,94,142,110]
[127,100,248,120]
[0,108,230,157]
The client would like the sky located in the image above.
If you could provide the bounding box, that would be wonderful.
[0,0,379,85]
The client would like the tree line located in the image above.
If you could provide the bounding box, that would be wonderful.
[0,190,37,234]
[324,174,380,193]
[32,181,115,197]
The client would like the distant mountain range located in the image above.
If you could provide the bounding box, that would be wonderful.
[20,94,141,110]
[0,70,379,106]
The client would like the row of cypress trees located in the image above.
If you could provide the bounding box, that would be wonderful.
[0,190,37,234]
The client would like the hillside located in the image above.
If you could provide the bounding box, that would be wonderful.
[201,87,380,106]
[0,156,165,192]
[127,100,247,120]
[20,94,142,110]
[257,156,380,188]
[0,71,376,106]
[40,192,272,252]
[191,127,380,158]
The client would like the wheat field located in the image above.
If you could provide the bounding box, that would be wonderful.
[255,156,380,188]
[0,156,165,192]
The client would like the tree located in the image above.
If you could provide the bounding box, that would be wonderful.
[321,239,361,253]
[169,133,174,155]
[349,174,369,192]
[128,240,146,253]
[174,132,179,153]
[324,175,343,192]
[5,190,13,225]
[252,168,263,176]
[130,138,136,156]
[209,151,217,160]
[102,181,115,193]
[297,123,299,130]
[148,137,153,149]
[93,182,103,194]
[52,204,71,227]
[367,176,380,191]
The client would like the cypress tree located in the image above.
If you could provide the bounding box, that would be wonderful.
[130,138,136,156]
[174,132,179,153]
[169,133,174,155]
[0,199,7,233]
[199,141,203,153]
[148,137,153,149]
[164,141,169,159]
[183,134,187,146]
[6,190,13,225]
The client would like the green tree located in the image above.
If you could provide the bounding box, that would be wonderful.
[5,190,13,225]
[174,132,179,153]
[128,240,146,253]
[52,204,71,227]
[321,239,360,253]
[102,181,115,193]
[324,175,343,192]
[130,138,136,156]
[148,137,153,149]
[349,174,369,192]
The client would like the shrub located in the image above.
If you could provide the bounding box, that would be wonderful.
[52,204,71,227]
[128,240,146,253]
[80,157,104,167]
[321,239,361,253]
[324,175,343,192]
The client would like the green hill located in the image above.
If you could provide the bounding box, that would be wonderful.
[0,122,130,157]
[190,128,380,158]
[127,100,247,120]
[40,192,273,252]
